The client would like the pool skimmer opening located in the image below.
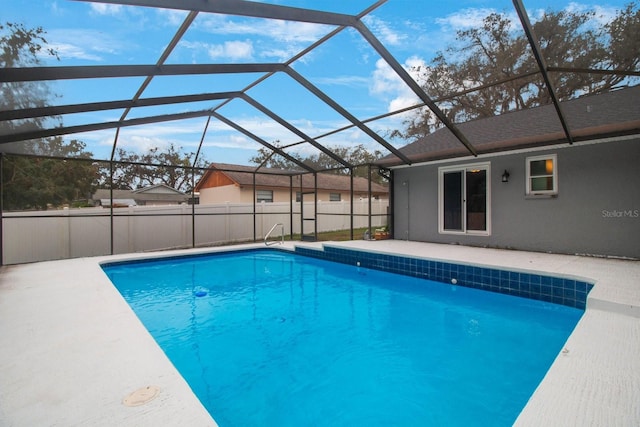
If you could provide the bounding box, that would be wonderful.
[122,385,161,407]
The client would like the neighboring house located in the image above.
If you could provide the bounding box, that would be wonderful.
[377,86,640,259]
[92,184,189,207]
[195,163,388,204]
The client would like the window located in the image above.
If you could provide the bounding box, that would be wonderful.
[329,192,341,202]
[295,191,301,202]
[526,154,557,196]
[438,163,491,235]
[256,189,273,203]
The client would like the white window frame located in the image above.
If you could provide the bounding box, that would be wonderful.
[525,154,558,196]
[256,189,273,203]
[438,162,491,236]
[329,192,341,202]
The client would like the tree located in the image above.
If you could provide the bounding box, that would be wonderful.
[398,3,639,139]
[106,143,208,193]
[302,144,383,174]
[248,141,301,171]
[1,22,59,140]
[2,139,100,210]
[605,3,640,76]
[1,22,100,210]
[249,143,385,181]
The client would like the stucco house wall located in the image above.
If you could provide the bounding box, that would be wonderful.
[392,137,639,259]
[198,185,243,204]
[199,185,292,204]
[199,185,380,205]
[195,163,389,205]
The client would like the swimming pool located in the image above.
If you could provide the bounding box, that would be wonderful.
[103,248,585,426]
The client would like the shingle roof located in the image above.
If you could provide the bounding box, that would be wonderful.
[378,86,640,166]
[92,185,188,204]
[198,163,389,194]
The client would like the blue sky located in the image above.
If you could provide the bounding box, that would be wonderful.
[3,0,630,164]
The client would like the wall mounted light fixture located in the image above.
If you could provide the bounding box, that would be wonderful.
[502,170,510,183]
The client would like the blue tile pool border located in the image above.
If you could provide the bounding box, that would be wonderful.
[295,246,593,309]
[101,245,594,310]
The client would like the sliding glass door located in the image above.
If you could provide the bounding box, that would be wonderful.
[439,164,490,234]
[443,171,463,231]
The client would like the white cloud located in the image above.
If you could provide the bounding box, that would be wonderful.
[436,8,498,31]
[47,29,125,61]
[179,40,254,61]
[267,20,332,44]
[83,119,209,153]
[370,59,397,96]
[202,134,259,151]
[90,3,123,16]
[260,47,299,62]
[362,15,407,46]
[197,15,331,44]
[191,15,334,64]
[209,40,254,60]
[50,42,103,61]
[435,3,619,36]
[312,75,369,87]
[366,57,428,136]
[117,134,172,152]
[204,114,368,155]
[289,118,351,138]
[81,111,387,162]
[370,56,423,113]
[50,1,64,16]
[157,9,189,27]
[563,2,620,27]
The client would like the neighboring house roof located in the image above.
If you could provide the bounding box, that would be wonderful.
[195,163,389,195]
[93,184,188,206]
[131,183,187,195]
[378,85,640,166]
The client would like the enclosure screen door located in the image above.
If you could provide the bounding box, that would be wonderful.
[440,165,489,234]
[300,191,316,241]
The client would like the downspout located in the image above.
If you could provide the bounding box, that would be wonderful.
[403,179,410,241]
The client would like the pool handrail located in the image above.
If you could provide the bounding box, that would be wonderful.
[265,223,284,246]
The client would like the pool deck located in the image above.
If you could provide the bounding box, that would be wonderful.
[1,240,638,426]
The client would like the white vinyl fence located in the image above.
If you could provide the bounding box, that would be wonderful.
[2,199,388,264]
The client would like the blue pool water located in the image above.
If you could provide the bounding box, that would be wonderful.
[103,249,583,426]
